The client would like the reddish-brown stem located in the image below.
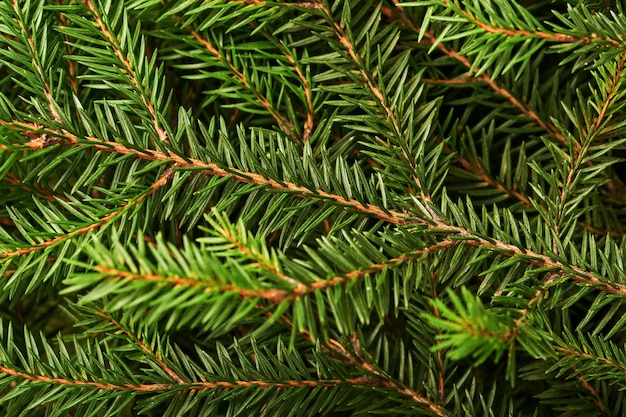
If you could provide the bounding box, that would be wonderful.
[58,8,77,93]
[213,222,306,292]
[4,172,68,203]
[80,0,168,144]
[98,311,185,384]
[178,19,301,144]
[0,363,376,391]
[0,166,173,259]
[9,1,61,122]
[1,120,413,226]
[94,265,288,303]
[440,0,622,48]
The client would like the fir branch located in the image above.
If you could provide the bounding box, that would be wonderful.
[4,1,626,414]
[0,363,374,391]
[4,121,626,299]
[76,0,169,144]
[323,335,451,417]
[2,0,62,122]
[173,16,301,144]
[296,238,458,296]
[3,171,67,203]
[0,165,172,259]
[91,265,288,303]
[388,5,566,145]
[0,119,413,225]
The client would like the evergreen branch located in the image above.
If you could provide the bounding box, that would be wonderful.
[446,143,533,207]
[386,4,566,143]
[318,1,400,138]
[0,362,374,391]
[3,0,61,122]
[438,0,584,44]
[285,50,315,142]
[390,2,626,206]
[288,314,452,417]
[434,220,626,295]
[78,0,168,144]
[553,331,626,387]
[324,335,451,417]
[4,122,625,298]
[428,279,447,404]
[0,120,412,225]
[4,171,68,203]
[295,238,458,296]
[0,164,173,259]
[430,41,564,144]
[548,52,626,245]
[422,76,480,85]
[98,311,184,384]
[92,265,287,302]
[574,369,608,414]
[592,51,626,134]
[261,28,315,142]
[4,2,626,412]
[174,17,301,144]
[318,1,436,207]
[57,9,77,93]
[207,212,306,291]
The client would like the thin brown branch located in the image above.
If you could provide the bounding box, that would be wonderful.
[440,0,622,48]
[4,171,68,203]
[324,336,451,417]
[0,166,173,259]
[0,362,379,391]
[280,314,452,416]
[593,51,626,134]
[9,1,61,123]
[0,120,414,227]
[422,77,481,85]
[213,222,307,292]
[574,369,608,414]
[317,1,436,210]
[98,311,185,384]
[554,51,626,245]
[94,265,287,303]
[383,3,567,147]
[177,18,300,144]
[58,8,77,93]
[276,38,315,142]
[443,222,626,295]
[446,144,533,207]
[318,1,400,137]
[80,0,168,144]
[0,217,14,226]
[305,239,458,293]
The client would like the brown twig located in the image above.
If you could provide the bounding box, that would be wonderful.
[0,166,174,259]
[80,0,168,144]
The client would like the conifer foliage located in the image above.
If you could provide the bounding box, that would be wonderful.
[1,0,626,415]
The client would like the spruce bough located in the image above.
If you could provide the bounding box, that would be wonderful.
[0,0,625,415]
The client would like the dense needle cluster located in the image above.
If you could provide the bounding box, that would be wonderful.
[1,0,626,415]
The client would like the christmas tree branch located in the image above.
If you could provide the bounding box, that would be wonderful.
[76,0,169,144]
[3,120,625,297]
[0,164,172,259]
[175,17,302,144]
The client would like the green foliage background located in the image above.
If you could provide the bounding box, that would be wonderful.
[1,0,626,415]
